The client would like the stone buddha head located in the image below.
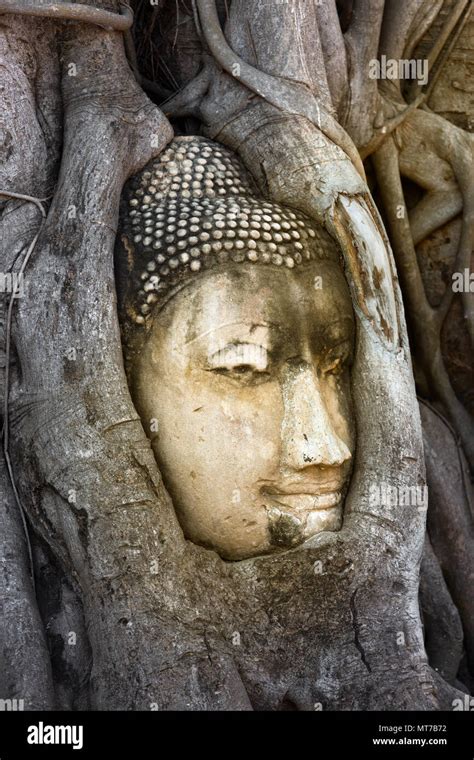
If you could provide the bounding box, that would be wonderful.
[116,136,356,560]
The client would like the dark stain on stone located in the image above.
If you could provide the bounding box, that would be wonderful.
[267,507,304,548]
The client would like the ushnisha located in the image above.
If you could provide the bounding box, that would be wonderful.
[116,136,341,334]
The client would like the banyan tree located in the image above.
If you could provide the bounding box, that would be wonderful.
[0,0,473,710]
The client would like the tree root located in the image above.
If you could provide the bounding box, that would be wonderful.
[6,13,180,709]
[0,0,133,29]
[420,400,474,675]
[398,108,474,343]
[372,133,474,470]
[1,190,46,594]
[194,0,366,179]
[419,535,464,685]
[0,453,54,709]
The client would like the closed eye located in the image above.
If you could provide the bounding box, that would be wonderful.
[208,343,269,373]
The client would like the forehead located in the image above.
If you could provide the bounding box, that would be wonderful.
[152,261,353,347]
[177,259,347,310]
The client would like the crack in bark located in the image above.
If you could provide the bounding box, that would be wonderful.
[350,589,372,673]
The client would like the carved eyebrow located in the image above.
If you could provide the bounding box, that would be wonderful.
[183,321,281,346]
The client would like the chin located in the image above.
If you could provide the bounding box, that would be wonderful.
[264,503,343,551]
[190,504,343,561]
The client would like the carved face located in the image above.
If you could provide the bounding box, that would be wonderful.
[131,261,356,560]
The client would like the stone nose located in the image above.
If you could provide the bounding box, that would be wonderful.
[279,360,352,471]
